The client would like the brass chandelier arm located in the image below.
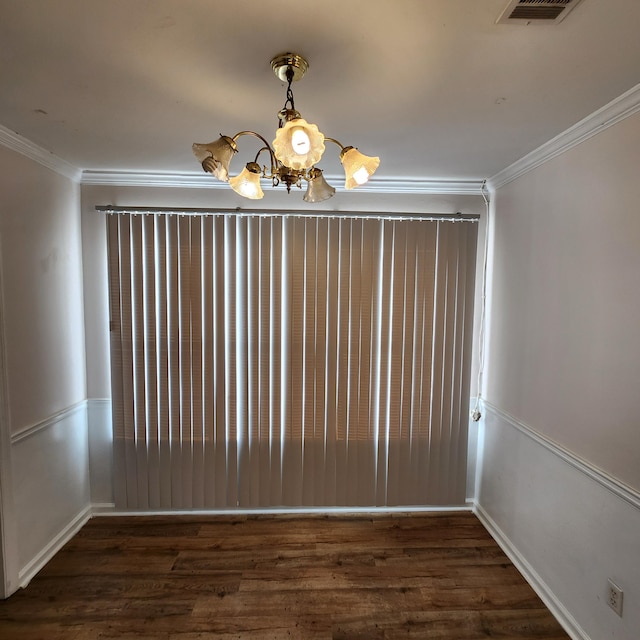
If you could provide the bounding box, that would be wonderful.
[252,146,272,169]
[324,137,347,152]
[230,130,306,190]
[231,130,278,173]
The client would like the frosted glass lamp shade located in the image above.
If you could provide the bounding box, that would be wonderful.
[192,136,237,182]
[303,168,336,203]
[272,118,325,170]
[340,147,380,189]
[229,162,264,200]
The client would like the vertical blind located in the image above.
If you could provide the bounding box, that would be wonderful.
[107,211,477,509]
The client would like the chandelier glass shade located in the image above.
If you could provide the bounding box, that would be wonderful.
[272,117,325,171]
[340,146,382,190]
[192,136,237,182]
[193,53,379,203]
[303,168,336,203]
[229,162,264,200]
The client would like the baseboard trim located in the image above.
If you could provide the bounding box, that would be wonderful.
[90,505,473,517]
[483,401,640,511]
[91,502,116,513]
[18,505,92,588]
[474,502,590,640]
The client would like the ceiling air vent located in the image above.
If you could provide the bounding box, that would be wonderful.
[497,0,585,25]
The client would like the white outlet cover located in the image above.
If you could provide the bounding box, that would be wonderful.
[607,578,624,617]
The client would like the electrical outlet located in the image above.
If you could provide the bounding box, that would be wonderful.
[607,579,623,617]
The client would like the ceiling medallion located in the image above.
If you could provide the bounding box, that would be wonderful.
[192,53,380,202]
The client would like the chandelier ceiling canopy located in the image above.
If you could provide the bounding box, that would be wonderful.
[193,53,380,203]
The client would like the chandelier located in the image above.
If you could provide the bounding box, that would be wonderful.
[192,53,380,203]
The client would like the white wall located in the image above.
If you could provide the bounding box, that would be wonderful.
[486,111,640,490]
[0,146,90,596]
[478,110,640,640]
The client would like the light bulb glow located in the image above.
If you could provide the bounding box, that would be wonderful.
[340,147,380,190]
[240,182,260,198]
[291,128,311,155]
[353,166,370,185]
[273,118,325,170]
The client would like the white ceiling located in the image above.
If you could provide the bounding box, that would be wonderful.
[1,0,639,185]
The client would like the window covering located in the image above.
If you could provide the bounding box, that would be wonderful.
[107,211,477,509]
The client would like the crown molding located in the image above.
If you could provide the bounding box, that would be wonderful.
[0,124,81,182]
[488,82,640,191]
[6,82,640,195]
[80,169,486,195]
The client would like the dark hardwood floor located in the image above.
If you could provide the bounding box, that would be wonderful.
[0,512,569,639]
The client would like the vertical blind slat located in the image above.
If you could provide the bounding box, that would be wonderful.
[121,217,139,508]
[324,218,339,505]
[257,218,271,505]
[156,217,171,509]
[201,217,215,507]
[107,216,127,508]
[142,215,160,509]
[212,217,227,506]
[190,218,204,508]
[166,216,181,507]
[246,217,260,508]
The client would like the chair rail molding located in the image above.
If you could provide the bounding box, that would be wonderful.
[482,401,640,510]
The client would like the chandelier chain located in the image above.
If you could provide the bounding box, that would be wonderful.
[279,66,296,124]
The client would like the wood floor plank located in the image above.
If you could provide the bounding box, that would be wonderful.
[0,513,570,639]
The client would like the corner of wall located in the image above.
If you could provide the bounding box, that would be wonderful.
[11,402,92,590]
[476,404,640,640]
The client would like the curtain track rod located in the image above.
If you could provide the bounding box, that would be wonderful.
[95,206,480,222]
